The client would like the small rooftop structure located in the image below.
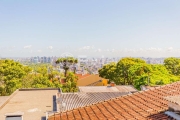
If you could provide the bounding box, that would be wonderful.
[78,85,138,93]
[0,88,59,120]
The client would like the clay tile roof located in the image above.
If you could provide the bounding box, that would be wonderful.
[49,82,180,120]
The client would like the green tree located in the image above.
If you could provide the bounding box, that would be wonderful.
[164,57,180,75]
[149,64,179,85]
[62,72,78,92]
[129,64,179,89]
[99,57,180,90]
[37,65,48,76]
[0,60,31,95]
[0,60,79,95]
[129,64,152,89]
[26,65,63,89]
[31,74,54,88]
[116,57,146,85]
[56,57,78,77]
[98,62,120,84]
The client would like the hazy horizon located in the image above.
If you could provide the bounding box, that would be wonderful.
[1,0,180,57]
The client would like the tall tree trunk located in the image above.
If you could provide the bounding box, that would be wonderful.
[73,67,76,74]
[65,70,67,77]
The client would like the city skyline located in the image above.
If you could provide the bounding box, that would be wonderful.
[1,0,180,57]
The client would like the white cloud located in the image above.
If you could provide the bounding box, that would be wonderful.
[97,48,102,52]
[75,47,180,57]
[29,50,33,53]
[106,49,110,52]
[167,47,173,51]
[47,46,53,49]
[79,46,91,50]
[104,49,117,53]
[37,50,42,53]
[111,49,115,52]
[79,45,95,51]
[127,49,136,52]
[144,47,162,52]
[139,48,143,51]
[24,45,32,49]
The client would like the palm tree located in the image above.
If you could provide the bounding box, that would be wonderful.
[56,57,78,77]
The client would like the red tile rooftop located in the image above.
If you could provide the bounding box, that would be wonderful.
[48,82,180,120]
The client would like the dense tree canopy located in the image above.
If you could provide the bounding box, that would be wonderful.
[2,57,180,95]
[99,57,180,90]
[164,57,180,75]
[116,58,146,85]
[62,72,78,92]
[0,60,78,96]
[98,62,119,84]
[0,60,31,95]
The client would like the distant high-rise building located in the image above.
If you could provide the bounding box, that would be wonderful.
[33,57,38,63]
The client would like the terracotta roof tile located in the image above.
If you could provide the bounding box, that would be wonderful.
[49,82,180,120]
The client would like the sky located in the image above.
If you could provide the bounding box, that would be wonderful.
[0,0,180,58]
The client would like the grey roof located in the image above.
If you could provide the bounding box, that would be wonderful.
[78,85,138,93]
[56,92,129,112]
[115,85,138,92]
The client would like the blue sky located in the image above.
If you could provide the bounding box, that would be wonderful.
[1,0,180,57]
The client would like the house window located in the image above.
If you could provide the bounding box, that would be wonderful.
[6,115,22,120]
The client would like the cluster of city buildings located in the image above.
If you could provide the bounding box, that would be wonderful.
[7,56,166,65]
[12,56,165,75]
[6,56,120,75]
